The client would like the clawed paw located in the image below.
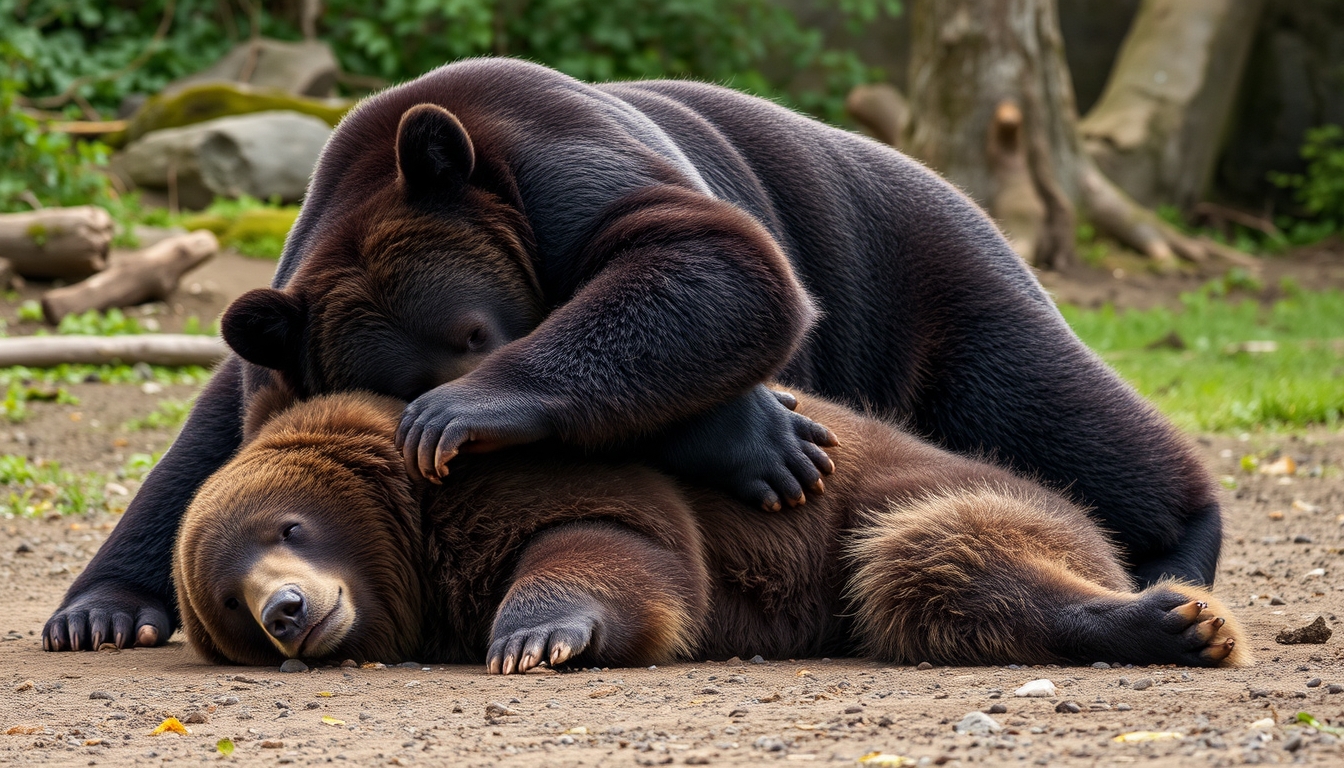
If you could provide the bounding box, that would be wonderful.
[1159,596,1239,665]
[486,621,593,675]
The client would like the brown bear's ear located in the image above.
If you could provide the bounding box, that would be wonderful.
[396,104,475,200]
[221,288,307,373]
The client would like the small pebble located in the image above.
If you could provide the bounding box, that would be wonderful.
[987,703,1007,714]
[753,736,787,752]
[954,711,1001,735]
[1307,678,1322,688]
[1269,596,1287,606]
[1055,700,1081,714]
[359,711,375,721]
[1131,678,1153,691]
[260,740,283,749]
[485,702,519,717]
[1116,703,1132,711]
[750,655,767,665]
[279,659,308,673]
[1091,662,1110,669]
[304,701,321,710]
[1328,684,1344,695]
[700,686,721,695]
[1294,535,1314,544]
[843,705,863,714]
[916,661,933,671]
[89,691,113,700]
[340,659,358,668]
[1250,688,1270,698]
[1014,679,1056,698]
[398,661,420,668]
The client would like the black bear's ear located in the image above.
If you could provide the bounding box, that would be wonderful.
[396,104,475,200]
[221,288,307,373]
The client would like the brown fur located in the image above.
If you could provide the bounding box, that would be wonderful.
[176,389,1247,669]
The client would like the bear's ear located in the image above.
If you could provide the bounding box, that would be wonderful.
[396,104,475,200]
[221,288,307,373]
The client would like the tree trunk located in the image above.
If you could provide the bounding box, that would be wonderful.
[1080,0,1265,209]
[906,0,1080,268]
[887,0,1258,270]
[41,231,219,323]
[0,206,113,280]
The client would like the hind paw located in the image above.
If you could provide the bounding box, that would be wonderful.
[1153,592,1241,666]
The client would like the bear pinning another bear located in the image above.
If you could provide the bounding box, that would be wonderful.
[175,387,1245,670]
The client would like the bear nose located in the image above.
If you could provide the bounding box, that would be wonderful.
[261,587,307,643]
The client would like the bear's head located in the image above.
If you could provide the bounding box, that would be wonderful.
[174,388,427,665]
[222,104,546,400]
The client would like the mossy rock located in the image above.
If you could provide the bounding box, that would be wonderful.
[110,83,352,147]
[177,213,231,237]
[220,208,299,259]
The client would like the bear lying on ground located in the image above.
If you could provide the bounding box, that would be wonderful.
[175,387,1245,670]
[54,58,1222,654]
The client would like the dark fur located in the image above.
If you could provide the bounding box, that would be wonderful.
[176,390,1245,669]
[52,58,1220,652]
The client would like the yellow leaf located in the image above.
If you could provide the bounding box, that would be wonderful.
[796,669,812,678]
[216,738,235,756]
[321,715,345,726]
[150,717,189,736]
[1112,731,1184,743]
[317,691,334,697]
[857,753,915,766]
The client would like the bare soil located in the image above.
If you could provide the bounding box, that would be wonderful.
[1,250,1343,767]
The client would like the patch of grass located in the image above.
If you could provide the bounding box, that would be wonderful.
[1,382,78,423]
[0,451,160,518]
[1063,285,1344,432]
[123,397,194,432]
[0,364,212,387]
[177,195,298,259]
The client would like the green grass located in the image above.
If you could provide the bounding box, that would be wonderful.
[1063,284,1344,432]
[0,452,158,517]
[123,397,194,432]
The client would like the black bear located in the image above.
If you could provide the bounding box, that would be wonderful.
[175,388,1244,669]
[49,58,1221,653]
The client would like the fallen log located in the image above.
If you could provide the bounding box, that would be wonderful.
[0,206,113,280]
[0,334,227,368]
[41,231,219,323]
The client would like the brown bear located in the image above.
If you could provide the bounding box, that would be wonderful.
[175,387,1245,670]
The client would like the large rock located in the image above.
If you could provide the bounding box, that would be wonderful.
[113,83,351,147]
[169,39,341,98]
[117,111,331,208]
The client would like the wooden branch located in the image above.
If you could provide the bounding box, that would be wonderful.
[0,206,113,280]
[0,335,226,368]
[47,120,129,136]
[41,231,219,323]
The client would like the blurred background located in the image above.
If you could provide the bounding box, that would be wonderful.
[0,0,1341,518]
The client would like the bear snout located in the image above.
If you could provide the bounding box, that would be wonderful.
[261,586,308,644]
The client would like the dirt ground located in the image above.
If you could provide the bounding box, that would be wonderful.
[1,249,1342,766]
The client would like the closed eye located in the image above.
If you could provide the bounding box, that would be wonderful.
[282,523,299,540]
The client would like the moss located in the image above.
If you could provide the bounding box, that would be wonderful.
[114,83,353,147]
[219,208,298,259]
[24,223,48,246]
[177,213,231,237]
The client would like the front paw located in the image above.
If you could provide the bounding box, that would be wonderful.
[395,382,552,482]
[43,582,172,652]
[487,619,595,675]
[651,385,837,512]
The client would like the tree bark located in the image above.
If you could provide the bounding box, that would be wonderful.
[41,231,219,323]
[1079,0,1265,209]
[0,335,226,367]
[0,206,113,280]
[905,0,1080,268]
[881,0,1258,269]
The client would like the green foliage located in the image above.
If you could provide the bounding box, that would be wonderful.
[179,194,298,258]
[7,0,900,124]
[0,78,114,212]
[1271,124,1344,227]
[117,83,352,145]
[56,307,144,336]
[1,382,79,423]
[0,451,160,517]
[0,363,211,387]
[1063,287,1344,432]
[123,397,194,431]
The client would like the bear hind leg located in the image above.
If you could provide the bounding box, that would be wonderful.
[846,488,1248,667]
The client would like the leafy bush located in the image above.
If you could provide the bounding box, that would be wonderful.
[1271,124,1344,227]
[5,0,900,123]
[0,78,114,212]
